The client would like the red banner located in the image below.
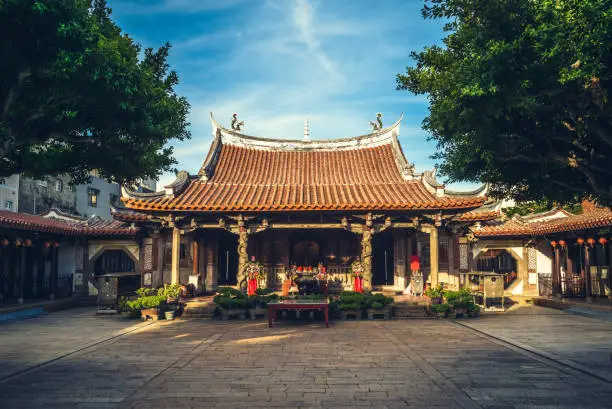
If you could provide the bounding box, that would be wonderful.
[247,278,258,296]
[354,277,363,293]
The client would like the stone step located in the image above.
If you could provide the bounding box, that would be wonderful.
[392,304,429,318]
[182,298,216,319]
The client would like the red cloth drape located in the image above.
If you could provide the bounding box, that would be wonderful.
[247,279,258,296]
[354,277,363,293]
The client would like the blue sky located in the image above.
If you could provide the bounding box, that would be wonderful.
[108,0,468,189]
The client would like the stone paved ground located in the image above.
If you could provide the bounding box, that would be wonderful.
[0,306,611,408]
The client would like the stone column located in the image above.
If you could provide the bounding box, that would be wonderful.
[584,244,592,302]
[142,237,154,287]
[18,244,26,304]
[359,228,373,290]
[155,233,165,285]
[553,246,561,297]
[237,227,249,287]
[429,226,439,287]
[171,227,181,285]
[393,232,406,291]
[192,239,199,275]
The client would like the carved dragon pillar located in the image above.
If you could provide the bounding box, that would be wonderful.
[237,226,249,288]
[361,215,374,290]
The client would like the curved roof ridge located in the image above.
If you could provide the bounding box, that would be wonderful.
[209,112,404,151]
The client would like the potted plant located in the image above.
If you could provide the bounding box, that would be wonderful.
[467,303,480,318]
[424,284,444,304]
[117,296,139,318]
[339,291,365,320]
[214,288,252,320]
[365,293,394,319]
[430,303,450,318]
[164,304,178,320]
[248,293,278,320]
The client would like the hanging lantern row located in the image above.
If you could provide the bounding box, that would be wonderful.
[0,239,59,248]
[551,237,610,247]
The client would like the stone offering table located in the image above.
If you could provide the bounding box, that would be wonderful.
[267,299,329,328]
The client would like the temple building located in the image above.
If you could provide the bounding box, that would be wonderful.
[472,202,612,301]
[120,113,491,292]
[2,113,611,304]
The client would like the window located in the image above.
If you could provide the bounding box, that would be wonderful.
[4,200,13,210]
[37,179,48,187]
[55,180,63,192]
[109,193,118,205]
[0,177,5,185]
[88,188,99,207]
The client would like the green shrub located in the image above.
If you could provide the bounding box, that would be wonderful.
[117,296,130,312]
[158,283,181,299]
[214,295,231,309]
[217,287,245,298]
[249,294,278,308]
[229,298,252,309]
[425,284,444,298]
[339,291,366,305]
[370,301,384,310]
[255,288,274,295]
[135,287,155,297]
[431,303,450,315]
[339,302,361,311]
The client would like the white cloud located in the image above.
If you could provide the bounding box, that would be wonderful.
[138,0,481,192]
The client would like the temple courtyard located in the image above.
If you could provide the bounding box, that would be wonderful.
[0,307,611,408]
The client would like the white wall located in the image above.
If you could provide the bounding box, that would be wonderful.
[536,241,553,275]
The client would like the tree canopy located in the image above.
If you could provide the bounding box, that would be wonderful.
[398,0,612,204]
[0,0,190,185]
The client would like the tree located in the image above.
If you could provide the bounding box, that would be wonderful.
[397,0,612,204]
[0,0,190,185]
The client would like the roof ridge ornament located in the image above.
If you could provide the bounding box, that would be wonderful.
[369,112,383,132]
[231,113,244,131]
[303,119,310,141]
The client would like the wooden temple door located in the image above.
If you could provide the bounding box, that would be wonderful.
[217,232,237,285]
[372,232,394,286]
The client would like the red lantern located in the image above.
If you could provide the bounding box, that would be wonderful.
[250,255,255,262]
[53,242,60,248]
[410,255,421,272]
[297,266,303,272]
[558,240,567,247]
[321,266,326,273]
[1,239,8,246]
[550,241,557,248]
[15,239,22,247]
[577,238,585,245]
[587,238,596,246]
[599,237,607,245]
[44,241,51,248]
[24,239,32,247]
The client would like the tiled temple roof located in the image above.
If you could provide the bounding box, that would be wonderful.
[0,210,137,236]
[474,207,612,237]
[122,113,486,213]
